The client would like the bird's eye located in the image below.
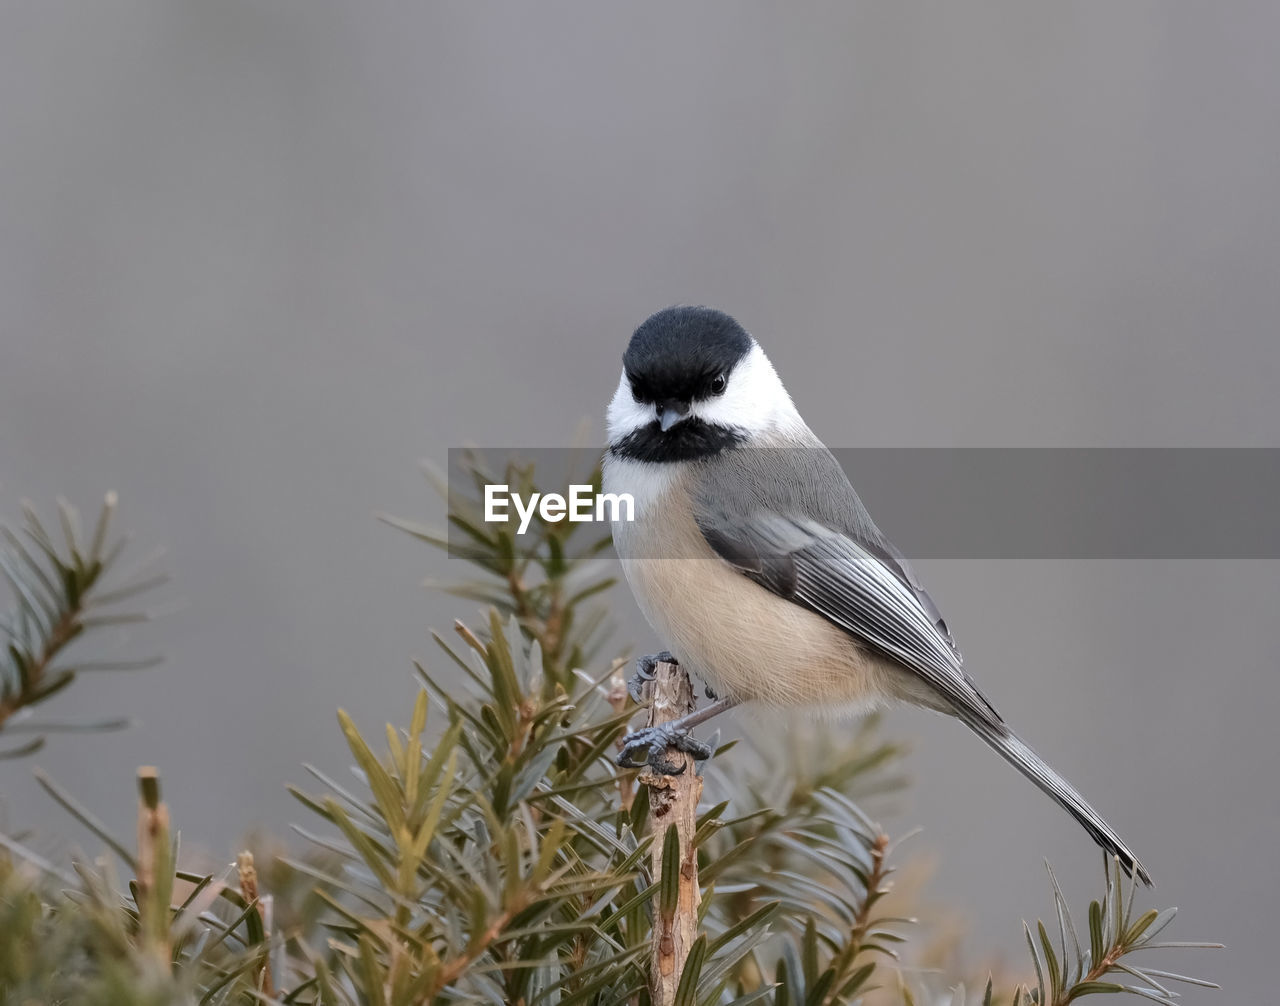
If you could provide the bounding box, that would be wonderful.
[710,373,727,396]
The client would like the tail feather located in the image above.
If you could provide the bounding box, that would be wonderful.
[958,710,1152,886]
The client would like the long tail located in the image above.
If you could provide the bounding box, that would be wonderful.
[957,709,1152,886]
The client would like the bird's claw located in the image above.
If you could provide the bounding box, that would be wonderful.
[627,651,677,704]
[616,724,714,775]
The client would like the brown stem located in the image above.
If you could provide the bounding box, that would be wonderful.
[0,604,81,727]
[850,832,890,947]
[431,895,528,995]
[507,569,530,620]
[506,565,563,672]
[1051,942,1125,1006]
[135,767,172,961]
[638,661,703,1006]
[237,850,275,998]
[820,830,891,996]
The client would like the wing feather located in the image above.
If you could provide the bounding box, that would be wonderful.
[697,509,1002,724]
[688,456,1149,884]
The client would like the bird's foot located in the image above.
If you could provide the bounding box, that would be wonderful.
[616,723,713,775]
[627,650,677,704]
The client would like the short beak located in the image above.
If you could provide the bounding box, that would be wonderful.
[657,400,690,432]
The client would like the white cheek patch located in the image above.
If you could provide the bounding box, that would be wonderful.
[690,342,804,436]
[606,372,656,442]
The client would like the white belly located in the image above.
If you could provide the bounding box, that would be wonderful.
[603,455,926,714]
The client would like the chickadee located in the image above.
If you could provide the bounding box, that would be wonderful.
[603,305,1150,885]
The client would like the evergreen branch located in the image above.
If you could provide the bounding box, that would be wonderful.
[429,890,531,995]
[0,494,164,755]
[380,449,617,690]
[0,456,1221,1006]
[1007,857,1220,1006]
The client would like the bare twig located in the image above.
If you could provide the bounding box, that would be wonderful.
[237,851,275,998]
[135,767,172,961]
[638,660,703,1006]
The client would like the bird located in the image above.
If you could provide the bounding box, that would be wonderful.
[602,305,1151,885]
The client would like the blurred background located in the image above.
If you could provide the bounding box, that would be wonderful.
[2,3,1276,999]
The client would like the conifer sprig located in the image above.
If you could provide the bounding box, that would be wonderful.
[0,472,1220,1005]
[0,494,164,757]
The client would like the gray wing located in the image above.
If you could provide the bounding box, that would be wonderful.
[691,446,1156,886]
[691,448,1002,724]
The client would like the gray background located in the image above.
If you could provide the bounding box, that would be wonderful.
[2,4,1276,1000]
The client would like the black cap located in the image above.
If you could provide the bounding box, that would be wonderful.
[623,306,752,404]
